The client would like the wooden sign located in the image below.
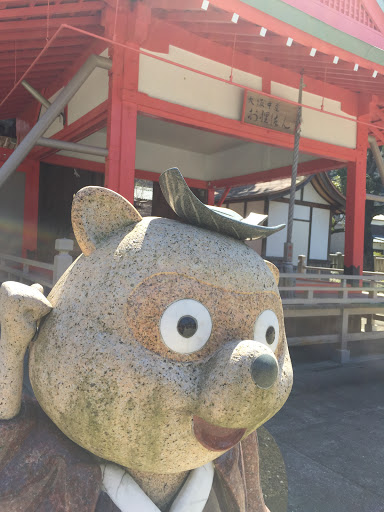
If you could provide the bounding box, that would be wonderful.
[242,90,298,134]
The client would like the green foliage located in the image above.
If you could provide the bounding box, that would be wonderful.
[329,148,384,214]
[329,167,347,196]
[328,147,384,270]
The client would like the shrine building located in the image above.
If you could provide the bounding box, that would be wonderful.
[1,0,384,274]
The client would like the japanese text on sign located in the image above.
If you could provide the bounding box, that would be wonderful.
[243,91,298,134]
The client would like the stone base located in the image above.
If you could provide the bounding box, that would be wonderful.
[332,349,351,364]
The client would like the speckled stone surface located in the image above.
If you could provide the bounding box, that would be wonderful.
[29,186,293,476]
[0,282,52,419]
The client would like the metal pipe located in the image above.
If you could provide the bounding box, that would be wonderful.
[36,137,108,157]
[0,54,111,188]
[21,80,66,124]
[368,135,384,185]
[21,80,51,110]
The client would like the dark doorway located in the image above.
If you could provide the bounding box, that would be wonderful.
[37,163,104,262]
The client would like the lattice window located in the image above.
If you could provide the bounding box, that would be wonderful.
[319,0,379,29]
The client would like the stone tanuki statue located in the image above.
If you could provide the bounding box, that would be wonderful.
[0,168,292,512]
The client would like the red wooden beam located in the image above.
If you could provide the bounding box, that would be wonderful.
[148,0,202,9]
[1,60,73,72]
[41,154,105,173]
[0,37,91,53]
[207,186,215,205]
[370,126,384,145]
[0,2,104,20]
[216,186,231,206]
[136,92,357,162]
[32,100,108,160]
[211,158,345,188]
[0,24,102,42]
[0,47,85,64]
[0,148,35,173]
[0,16,101,33]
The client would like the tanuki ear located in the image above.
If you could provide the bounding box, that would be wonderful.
[72,186,142,256]
[264,260,279,286]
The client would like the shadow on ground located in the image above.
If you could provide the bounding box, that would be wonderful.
[262,355,384,512]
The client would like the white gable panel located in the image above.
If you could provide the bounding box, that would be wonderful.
[303,183,329,204]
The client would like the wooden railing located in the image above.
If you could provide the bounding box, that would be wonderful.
[0,239,74,291]
[0,253,54,288]
[279,272,384,360]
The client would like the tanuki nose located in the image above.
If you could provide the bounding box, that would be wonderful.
[250,353,278,389]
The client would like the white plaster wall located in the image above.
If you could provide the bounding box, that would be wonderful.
[136,140,207,179]
[41,50,109,137]
[309,208,330,260]
[57,131,107,163]
[292,220,310,263]
[208,142,316,180]
[53,127,328,185]
[139,46,262,121]
[58,135,209,179]
[266,201,331,261]
[245,200,265,256]
[265,201,311,262]
[67,66,108,124]
[283,189,301,200]
[266,201,288,258]
[139,46,356,149]
[303,182,329,204]
[271,82,356,148]
[293,204,310,220]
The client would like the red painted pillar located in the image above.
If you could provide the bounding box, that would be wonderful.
[105,45,138,203]
[22,161,40,258]
[344,122,368,275]
[207,184,215,205]
[104,3,150,204]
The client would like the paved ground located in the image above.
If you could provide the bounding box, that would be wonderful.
[264,355,384,512]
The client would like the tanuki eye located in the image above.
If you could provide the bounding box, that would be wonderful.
[160,299,212,354]
[265,326,276,345]
[254,310,280,352]
[177,316,198,338]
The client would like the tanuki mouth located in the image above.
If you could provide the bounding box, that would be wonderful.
[192,415,246,452]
